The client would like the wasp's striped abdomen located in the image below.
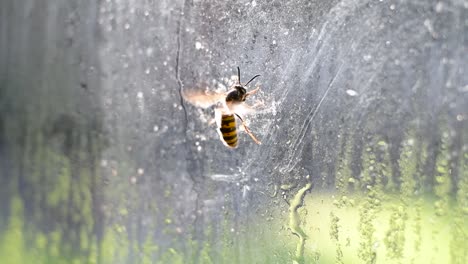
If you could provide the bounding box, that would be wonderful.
[219,114,238,148]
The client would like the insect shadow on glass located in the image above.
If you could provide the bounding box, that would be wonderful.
[182,67,262,148]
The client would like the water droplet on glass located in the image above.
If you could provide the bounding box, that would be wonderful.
[146,47,154,57]
[435,2,443,12]
[346,89,358,96]
[363,54,372,61]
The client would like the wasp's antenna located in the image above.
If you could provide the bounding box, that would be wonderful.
[245,74,260,87]
[237,67,241,85]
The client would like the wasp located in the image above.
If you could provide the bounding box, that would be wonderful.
[182,67,262,148]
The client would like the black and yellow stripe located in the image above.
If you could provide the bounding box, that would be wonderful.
[219,114,238,148]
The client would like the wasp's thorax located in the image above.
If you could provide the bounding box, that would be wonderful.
[225,85,248,103]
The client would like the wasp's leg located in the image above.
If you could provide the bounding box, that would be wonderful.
[234,99,265,116]
[247,99,265,109]
[246,87,264,108]
[234,114,261,145]
[246,86,260,96]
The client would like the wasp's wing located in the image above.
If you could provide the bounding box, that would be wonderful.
[182,89,226,108]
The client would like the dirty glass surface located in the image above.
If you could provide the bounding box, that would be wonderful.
[1,0,467,263]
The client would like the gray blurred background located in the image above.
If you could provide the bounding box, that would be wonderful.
[1,0,467,263]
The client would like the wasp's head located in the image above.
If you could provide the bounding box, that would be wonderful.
[226,67,260,103]
[234,85,247,97]
[226,85,247,103]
